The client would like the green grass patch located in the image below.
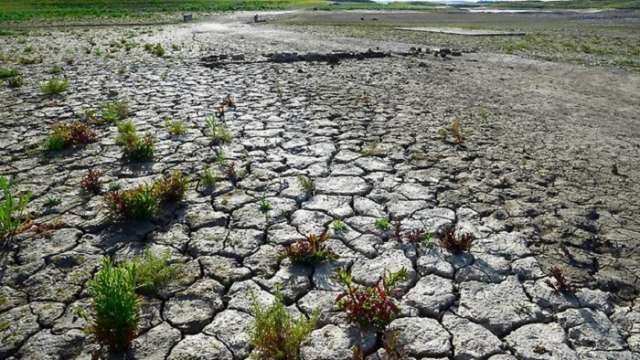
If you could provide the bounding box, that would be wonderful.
[86,257,139,353]
[0,0,327,22]
[250,288,318,359]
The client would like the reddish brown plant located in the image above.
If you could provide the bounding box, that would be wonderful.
[439,227,474,254]
[545,266,575,294]
[334,268,407,331]
[284,231,336,264]
[81,169,103,194]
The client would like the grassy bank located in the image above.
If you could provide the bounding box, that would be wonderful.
[0,0,325,22]
[470,0,640,10]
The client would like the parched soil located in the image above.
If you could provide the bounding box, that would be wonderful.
[0,10,639,359]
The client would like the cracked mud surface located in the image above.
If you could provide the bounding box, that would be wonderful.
[1,11,639,360]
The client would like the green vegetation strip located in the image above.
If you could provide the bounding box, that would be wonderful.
[0,0,325,22]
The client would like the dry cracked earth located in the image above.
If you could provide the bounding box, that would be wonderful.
[1,11,640,360]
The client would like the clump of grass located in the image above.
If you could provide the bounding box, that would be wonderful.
[360,141,383,156]
[439,227,474,254]
[153,170,189,202]
[101,100,129,123]
[86,257,139,353]
[43,196,62,208]
[0,176,31,247]
[404,228,434,248]
[374,218,391,231]
[258,194,272,213]
[18,56,41,65]
[215,149,227,166]
[144,43,165,57]
[116,120,154,161]
[81,169,103,195]
[164,118,186,136]
[105,184,158,221]
[127,248,178,295]
[0,68,18,79]
[198,166,218,190]
[205,116,232,145]
[39,78,69,95]
[105,171,188,220]
[332,219,347,233]
[249,288,318,360]
[334,268,408,331]
[283,230,337,264]
[297,175,315,197]
[6,76,24,88]
[478,107,489,122]
[44,121,96,152]
[438,117,467,145]
[48,65,64,74]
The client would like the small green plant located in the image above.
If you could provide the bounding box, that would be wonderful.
[43,196,62,208]
[215,149,227,166]
[126,248,177,295]
[108,182,121,192]
[199,166,217,189]
[105,171,188,220]
[249,288,318,360]
[283,231,336,264]
[48,65,64,74]
[81,169,103,195]
[18,56,41,65]
[164,118,186,136]
[478,107,489,122]
[105,184,159,220]
[297,175,315,197]
[258,194,272,213]
[334,268,408,331]
[361,141,383,156]
[374,218,391,231]
[205,116,232,145]
[6,76,24,88]
[0,176,31,247]
[86,257,139,353]
[102,100,129,123]
[404,229,433,248]
[332,219,347,233]
[439,117,467,145]
[44,121,96,152]
[39,78,69,95]
[153,170,189,202]
[144,43,165,57]
[116,120,154,161]
[0,68,18,79]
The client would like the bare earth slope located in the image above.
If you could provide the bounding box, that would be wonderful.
[0,11,639,359]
